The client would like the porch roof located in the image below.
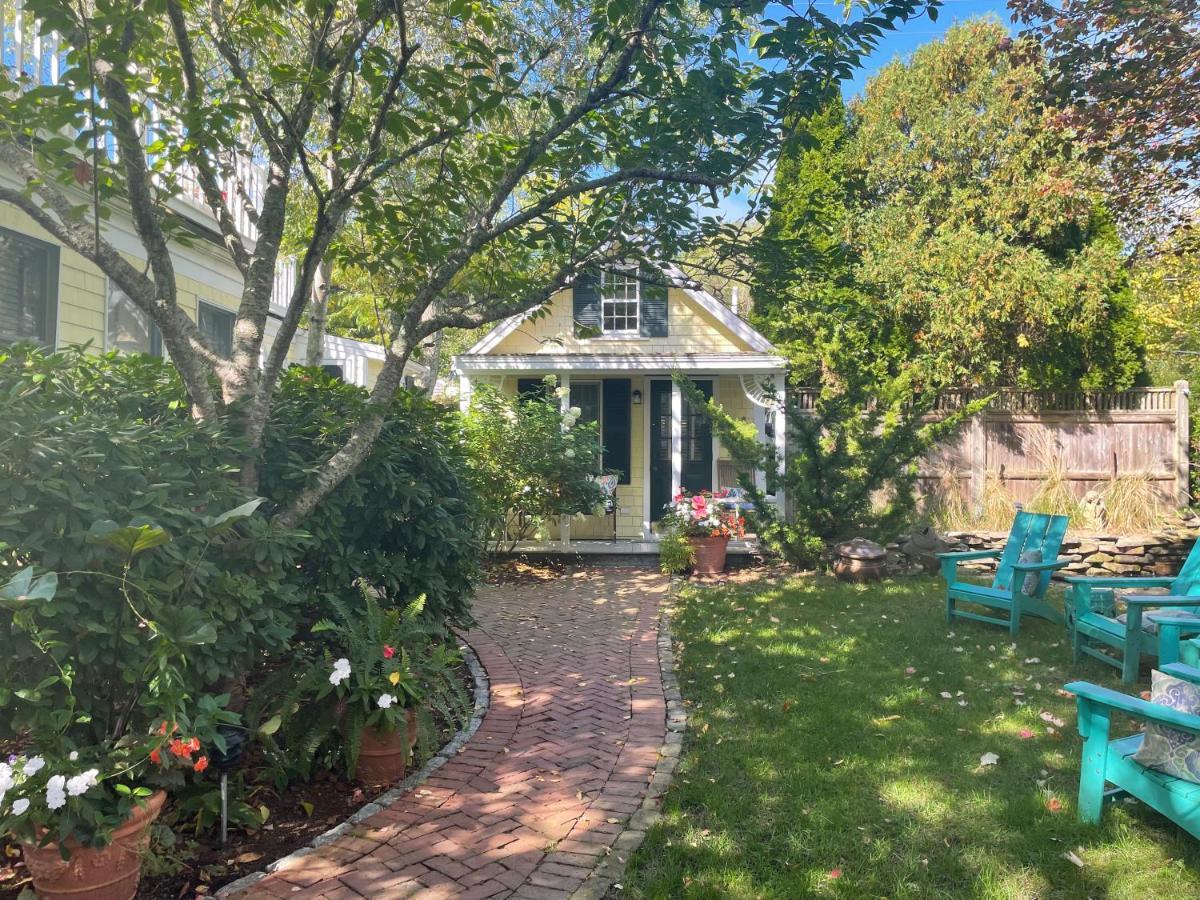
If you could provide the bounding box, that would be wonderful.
[453,352,786,374]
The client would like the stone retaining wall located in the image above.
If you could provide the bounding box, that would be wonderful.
[910,529,1198,578]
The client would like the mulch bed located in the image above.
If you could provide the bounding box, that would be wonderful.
[0,657,475,900]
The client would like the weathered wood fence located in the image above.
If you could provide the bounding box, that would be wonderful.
[916,382,1191,508]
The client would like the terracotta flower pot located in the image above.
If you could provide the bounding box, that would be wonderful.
[356,725,407,784]
[688,535,729,575]
[406,706,418,751]
[22,790,166,900]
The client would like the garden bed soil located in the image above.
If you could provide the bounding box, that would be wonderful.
[0,658,475,900]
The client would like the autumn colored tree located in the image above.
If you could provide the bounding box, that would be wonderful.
[1012,0,1200,246]
[847,18,1145,389]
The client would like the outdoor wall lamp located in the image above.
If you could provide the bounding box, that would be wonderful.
[632,389,643,405]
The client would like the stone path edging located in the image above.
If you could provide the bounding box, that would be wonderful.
[216,637,491,898]
[568,577,686,900]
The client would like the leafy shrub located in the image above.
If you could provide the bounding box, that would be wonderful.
[0,347,309,747]
[659,532,695,574]
[259,369,482,627]
[462,379,607,551]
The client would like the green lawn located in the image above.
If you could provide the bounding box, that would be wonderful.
[622,574,1200,899]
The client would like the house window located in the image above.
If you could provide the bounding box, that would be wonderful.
[600,270,639,334]
[0,226,58,346]
[198,300,235,357]
[106,281,162,356]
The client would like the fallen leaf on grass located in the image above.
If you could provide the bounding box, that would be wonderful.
[1046,797,1063,813]
[1063,849,1085,868]
[1019,729,1035,740]
[979,752,1000,767]
[1039,711,1066,728]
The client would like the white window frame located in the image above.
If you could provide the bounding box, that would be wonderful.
[104,278,163,357]
[599,269,640,335]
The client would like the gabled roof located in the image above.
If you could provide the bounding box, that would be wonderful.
[463,263,774,355]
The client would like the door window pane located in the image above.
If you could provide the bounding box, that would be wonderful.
[107,282,162,356]
[569,382,601,426]
[0,226,58,346]
[198,301,235,357]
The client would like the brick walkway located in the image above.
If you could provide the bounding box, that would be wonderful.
[234,568,670,900]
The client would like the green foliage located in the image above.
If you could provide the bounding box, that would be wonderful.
[659,532,696,575]
[461,379,607,551]
[259,368,482,627]
[0,347,308,749]
[848,18,1145,390]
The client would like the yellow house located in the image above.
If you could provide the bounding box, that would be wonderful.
[0,6,419,388]
[0,198,422,389]
[453,266,786,547]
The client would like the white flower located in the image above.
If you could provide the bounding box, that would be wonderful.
[564,449,575,458]
[568,406,581,418]
[10,798,29,816]
[0,763,13,794]
[554,386,570,399]
[68,751,79,762]
[329,657,351,686]
[377,693,396,709]
[23,756,45,777]
[66,769,99,797]
[45,775,66,811]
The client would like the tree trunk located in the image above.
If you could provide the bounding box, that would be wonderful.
[305,258,332,367]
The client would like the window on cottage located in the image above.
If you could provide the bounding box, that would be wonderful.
[0,226,58,346]
[198,300,235,358]
[107,281,162,356]
[600,269,639,334]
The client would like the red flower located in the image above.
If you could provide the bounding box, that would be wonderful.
[193,756,209,773]
[149,748,162,765]
[383,645,396,659]
[187,737,201,752]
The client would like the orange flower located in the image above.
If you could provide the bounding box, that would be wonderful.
[168,739,193,758]
[187,737,201,752]
[193,756,209,773]
[149,748,162,765]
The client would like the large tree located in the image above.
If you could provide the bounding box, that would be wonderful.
[1011,0,1200,246]
[0,0,935,524]
[847,17,1145,389]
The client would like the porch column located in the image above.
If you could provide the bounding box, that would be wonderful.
[559,373,571,547]
[457,373,472,413]
[670,380,683,498]
[773,373,787,512]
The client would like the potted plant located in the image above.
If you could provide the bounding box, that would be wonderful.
[661,490,746,575]
[309,588,422,784]
[0,521,244,900]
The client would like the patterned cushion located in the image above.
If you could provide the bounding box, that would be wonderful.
[1132,669,1200,784]
[1018,549,1042,596]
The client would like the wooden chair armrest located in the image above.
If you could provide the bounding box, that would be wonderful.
[1163,663,1200,686]
[937,550,1001,561]
[1012,558,1071,573]
[1118,593,1200,608]
[1065,681,1200,735]
[1065,575,1174,587]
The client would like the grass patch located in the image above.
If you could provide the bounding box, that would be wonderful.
[622,574,1200,899]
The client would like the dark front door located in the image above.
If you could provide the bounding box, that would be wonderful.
[649,379,714,522]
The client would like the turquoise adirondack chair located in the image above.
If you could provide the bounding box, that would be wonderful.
[1066,540,1200,684]
[939,511,1070,635]
[1066,663,1200,840]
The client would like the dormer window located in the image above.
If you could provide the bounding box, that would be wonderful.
[600,270,639,334]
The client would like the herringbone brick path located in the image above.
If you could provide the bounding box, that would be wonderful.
[233,568,669,899]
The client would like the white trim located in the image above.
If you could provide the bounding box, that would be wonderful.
[454,352,786,374]
[661,264,775,353]
[641,375,652,539]
[559,373,572,546]
[670,381,682,510]
[464,310,534,355]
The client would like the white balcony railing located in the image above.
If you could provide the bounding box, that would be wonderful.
[2,0,266,243]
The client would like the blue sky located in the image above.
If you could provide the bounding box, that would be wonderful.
[710,0,1014,219]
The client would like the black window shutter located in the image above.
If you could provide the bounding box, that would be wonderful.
[572,268,600,337]
[602,378,632,484]
[639,267,668,337]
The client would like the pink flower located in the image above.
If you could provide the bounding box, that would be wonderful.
[383,645,396,659]
[691,495,708,513]
[1019,729,1035,740]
